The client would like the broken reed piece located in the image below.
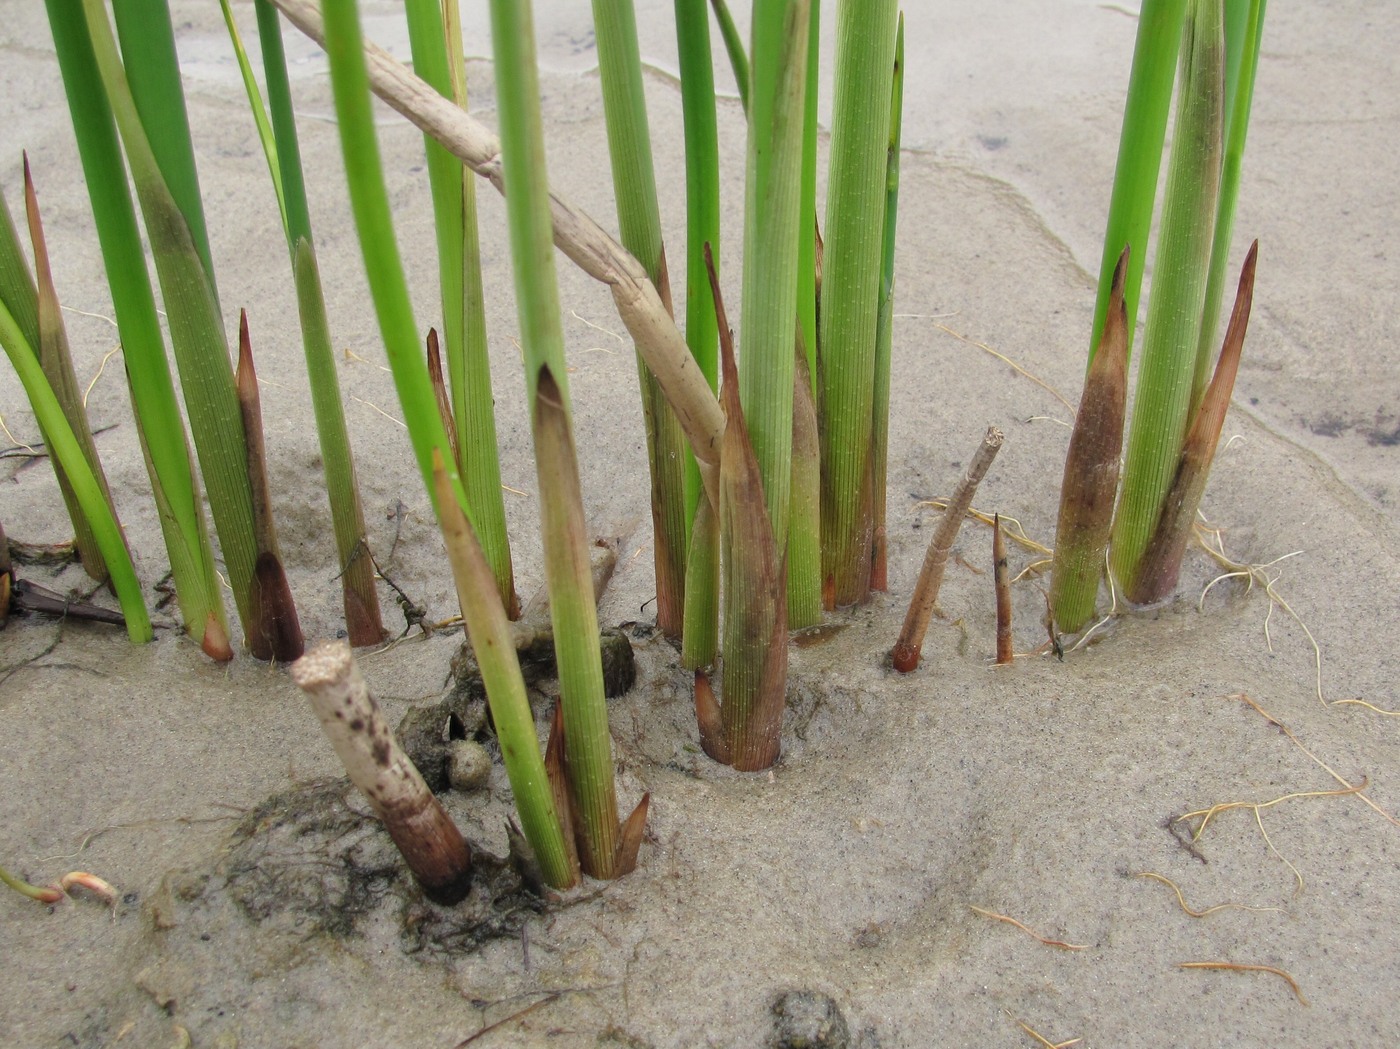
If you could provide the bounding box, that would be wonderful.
[891,426,1004,673]
[993,513,1013,665]
[236,311,305,662]
[290,640,473,904]
[1130,241,1258,604]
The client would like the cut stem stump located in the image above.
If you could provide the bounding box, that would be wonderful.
[291,640,472,904]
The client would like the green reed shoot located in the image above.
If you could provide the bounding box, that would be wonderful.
[488,0,635,876]
[404,0,519,618]
[45,0,229,657]
[592,0,691,641]
[819,0,900,607]
[1111,0,1225,598]
[675,0,722,668]
[81,0,270,647]
[0,300,150,643]
[1088,0,1186,362]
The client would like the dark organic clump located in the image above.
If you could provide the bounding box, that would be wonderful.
[770,989,851,1049]
[402,626,637,792]
[219,779,541,953]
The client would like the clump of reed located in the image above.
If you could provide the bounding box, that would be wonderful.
[1051,0,1267,635]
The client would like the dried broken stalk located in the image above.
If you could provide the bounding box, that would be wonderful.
[892,426,1003,672]
[1131,240,1257,603]
[291,640,473,904]
[993,514,1012,665]
[1050,245,1130,634]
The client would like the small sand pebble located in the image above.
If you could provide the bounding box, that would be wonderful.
[447,740,492,791]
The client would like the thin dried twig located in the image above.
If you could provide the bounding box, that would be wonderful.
[893,427,1003,672]
[1178,961,1309,1007]
[1003,1010,1082,1049]
[1133,871,1283,918]
[970,905,1088,951]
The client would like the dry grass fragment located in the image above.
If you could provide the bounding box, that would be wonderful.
[970,905,1089,951]
[1003,1009,1082,1048]
[1177,961,1308,1006]
[1133,871,1283,918]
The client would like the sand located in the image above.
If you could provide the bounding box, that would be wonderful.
[3,1,1399,1046]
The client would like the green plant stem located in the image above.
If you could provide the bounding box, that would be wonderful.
[869,14,903,594]
[1089,0,1188,363]
[110,0,218,302]
[675,0,721,666]
[246,0,385,645]
[739,0,812,552]
[709,0,750,112]
[0,300,151,643]
[1192,0,1265,406]
[404,0,518,617]
[489,0,623,877]
[0,193,40,354]
[1111,0,1225,596]
[83,0,263,643]
[45,0,228,654]
[819,0,898,606]
[592,0,690,640]
[785,0,822,628]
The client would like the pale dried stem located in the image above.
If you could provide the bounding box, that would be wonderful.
[290,640,472,903]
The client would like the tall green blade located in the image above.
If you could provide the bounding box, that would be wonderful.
[739,0,811,550]
[45,0,229,654]
[404,0,518,616]
[488,0,623,877]
[675,0,721,667]
[1089,0,1188,363]
[785,0,822,627]
[592,0,690,639]
[869,14,903,594]
[1192,0,1266,404]
[82,0,262,643]
[0,300,151,644]
[1111,0,1225,598]
[110,0,218,301]
[242,0,385,646]
[818,0,898,606]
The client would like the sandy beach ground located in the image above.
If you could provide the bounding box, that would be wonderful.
[3,2,1398,1046]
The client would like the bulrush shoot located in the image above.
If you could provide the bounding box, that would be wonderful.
[892,426,1003,673]
[291,641,473,905]
[1050,246,1130,634]
[703,245,788,771]
[1131,241,1257,603]
[235,312,304,662]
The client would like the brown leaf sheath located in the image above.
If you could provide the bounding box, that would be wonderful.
[1131,241,1257,604]
[1050,245,1130,634]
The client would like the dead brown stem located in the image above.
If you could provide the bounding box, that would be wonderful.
[892,426,1003,672]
